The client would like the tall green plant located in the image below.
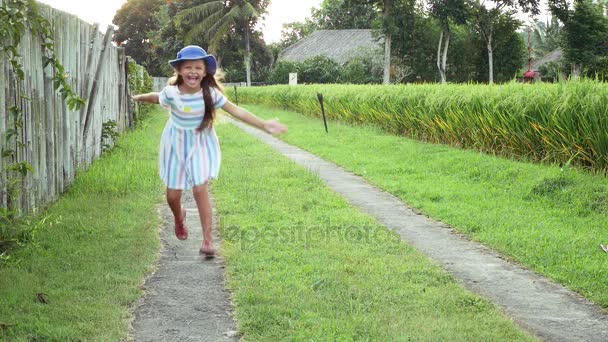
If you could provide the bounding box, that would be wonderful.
[127,59,154,124]
[229,81,608,172]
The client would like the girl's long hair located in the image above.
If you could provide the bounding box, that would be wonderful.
[168,59,225,131]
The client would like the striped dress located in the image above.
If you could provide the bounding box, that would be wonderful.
[158,85,227,190]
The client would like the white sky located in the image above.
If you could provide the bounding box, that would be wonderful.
[37,0,323,43]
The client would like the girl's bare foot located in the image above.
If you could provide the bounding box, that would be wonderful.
[199,240,215,258]
[174,207,188,240]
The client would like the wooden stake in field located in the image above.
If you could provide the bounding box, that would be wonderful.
[317,92,328,133]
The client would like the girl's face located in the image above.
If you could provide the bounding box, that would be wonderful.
[178,59,206,91]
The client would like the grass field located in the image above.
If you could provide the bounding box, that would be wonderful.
[0,111,165,341]
[239,103,608,309]
[213,121,534,340]
[0,106,540,340]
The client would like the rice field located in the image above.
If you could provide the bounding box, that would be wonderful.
[227,81,608,172]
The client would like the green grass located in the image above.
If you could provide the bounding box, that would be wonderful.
[213,121,535,341]
[0,109,165,340]
[239,103,608,309]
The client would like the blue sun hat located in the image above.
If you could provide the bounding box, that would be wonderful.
[168,45,217,75]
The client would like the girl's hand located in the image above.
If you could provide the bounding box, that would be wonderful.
[263,119,288,135]
[131,92,159,104]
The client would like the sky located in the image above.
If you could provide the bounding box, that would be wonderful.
[37,0,323,43]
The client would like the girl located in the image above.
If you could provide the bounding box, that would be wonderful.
[133,45,287,257]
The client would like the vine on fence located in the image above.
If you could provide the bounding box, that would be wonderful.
[127,59,154,125]
[0,0,85,250]
[101,120,119,152]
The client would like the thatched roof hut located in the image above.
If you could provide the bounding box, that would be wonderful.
[531,49,563,71]
[279,29,383,65]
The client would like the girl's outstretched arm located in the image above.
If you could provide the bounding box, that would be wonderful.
[222,101,287,135]
[132,92,160,104]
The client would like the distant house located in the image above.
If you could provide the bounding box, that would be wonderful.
[531,49,563,71]
[279,29,383,65]
[528,49,565,81]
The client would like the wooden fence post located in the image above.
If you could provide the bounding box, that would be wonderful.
[81,26,114,150]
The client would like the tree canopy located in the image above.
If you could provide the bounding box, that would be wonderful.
[112,0,608,83]
[176,0,270,85]
[112,0,164,75]
[309,0,379,30]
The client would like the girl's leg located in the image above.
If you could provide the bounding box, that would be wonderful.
[167,188,188,240]
[192,184,214,255]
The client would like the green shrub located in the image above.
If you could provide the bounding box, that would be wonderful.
[128,59,154,124]
[299,55,342,84]
[340,57,383,84]
[590,56,608,80]
[267,60,302,84]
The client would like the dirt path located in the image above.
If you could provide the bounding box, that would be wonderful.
[230,118,608,342]
[130,191,238,341]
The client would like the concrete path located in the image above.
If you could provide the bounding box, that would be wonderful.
[231,118,608,342]
[131,191,238,342]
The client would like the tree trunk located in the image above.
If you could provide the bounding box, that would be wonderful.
[383,0,392,85]
[437,29,449,84]
[441,29,450,83]
[383,33,391,84]
[245,24,252,86]
[572,63,581,79]
[487,31,494,84]
[437,30,445,83]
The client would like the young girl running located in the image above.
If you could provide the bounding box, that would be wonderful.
[133,45,287,257]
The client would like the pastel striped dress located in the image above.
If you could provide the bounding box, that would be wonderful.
[158,85,227,190]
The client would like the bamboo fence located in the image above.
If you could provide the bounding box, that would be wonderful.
[0,1,135,212]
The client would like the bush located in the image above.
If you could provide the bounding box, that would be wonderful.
[589,56,608,80]
[224,67,246,83]
[340,57,383,84]
[539,61,566,81]
[267,60,302,84]
[268,49,384,85]
[299,55,342,84]
[128,59,154,125]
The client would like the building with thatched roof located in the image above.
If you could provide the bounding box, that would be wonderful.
[531,49,563,71]
[279,29,383,65]
[522,48,565,82]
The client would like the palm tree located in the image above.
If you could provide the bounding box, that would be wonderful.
[531,17,562,60]
[177,0,267,86]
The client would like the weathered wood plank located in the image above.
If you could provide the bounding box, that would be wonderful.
[0,2,135,212]
[0,41,6,209]
[82,26,114,154]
